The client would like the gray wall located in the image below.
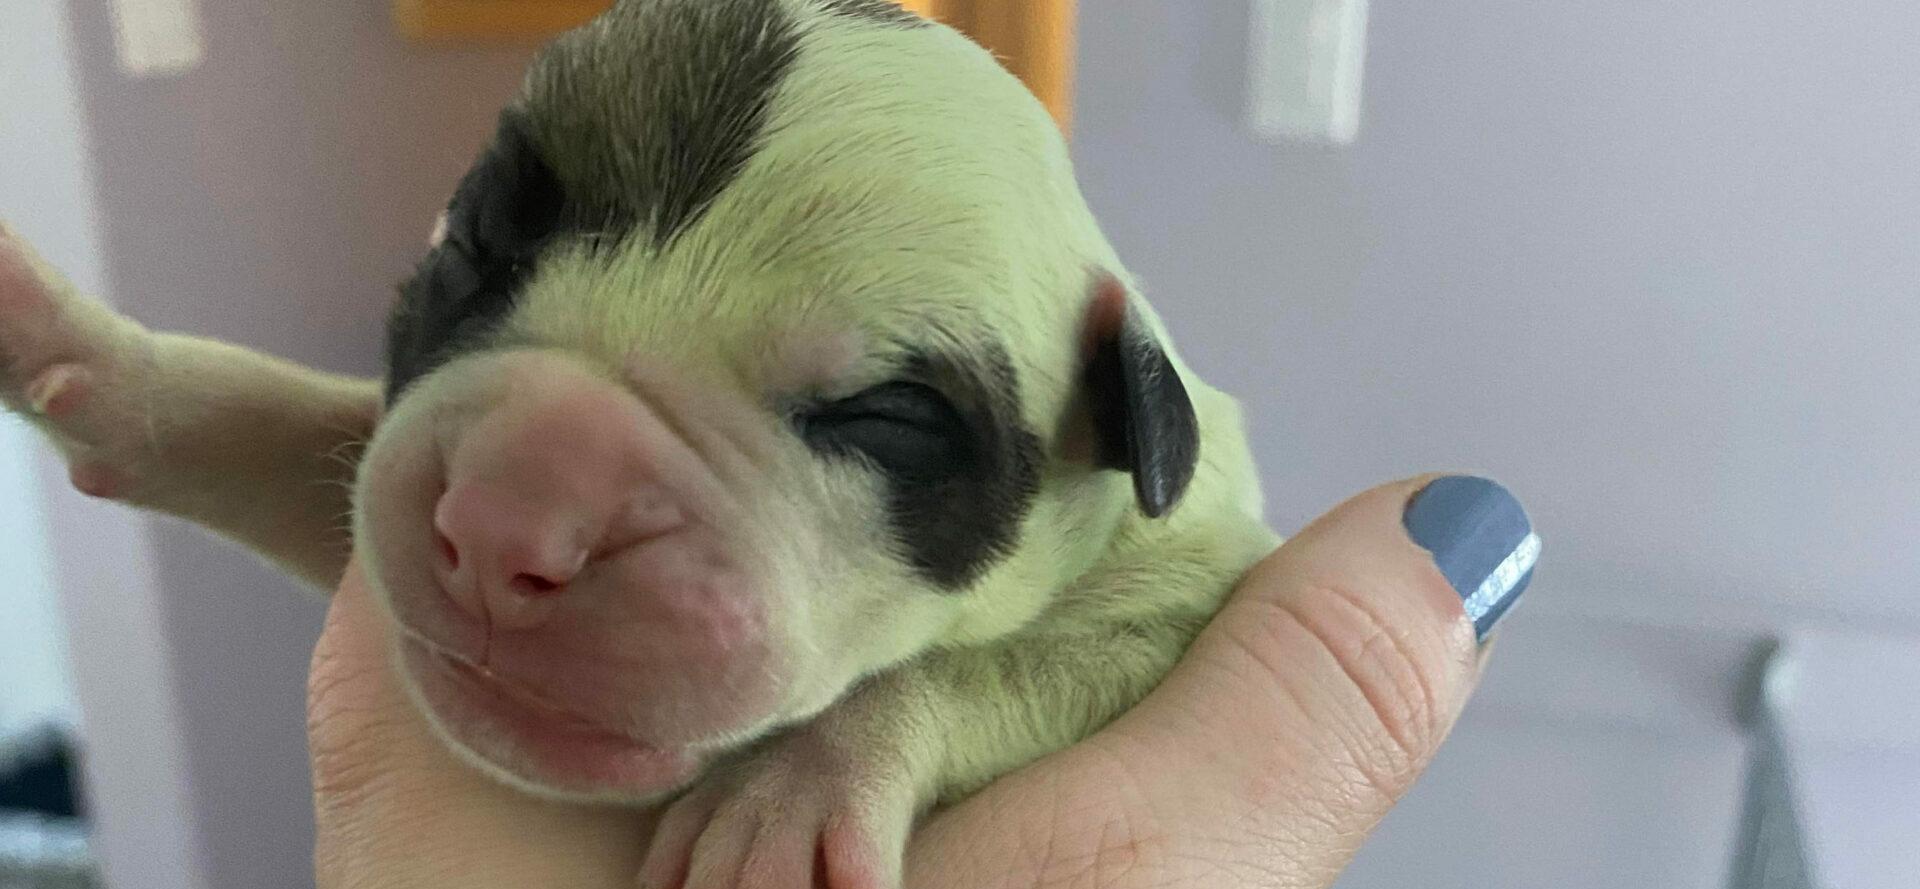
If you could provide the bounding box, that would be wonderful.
[1074,0,1920,630]
[0,420,73,737]
[1070,1,1920,886]
[1,432,70,736]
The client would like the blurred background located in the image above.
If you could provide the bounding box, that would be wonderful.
[1,1,1916,887]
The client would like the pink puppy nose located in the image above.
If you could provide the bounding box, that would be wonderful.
[433,483,595,631]
[426,380,691,633]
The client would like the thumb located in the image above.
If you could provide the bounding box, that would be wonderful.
[911,475,1538,889]
[1119,474,1536,884]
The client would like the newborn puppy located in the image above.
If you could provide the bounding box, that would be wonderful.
[1,1,1276,886]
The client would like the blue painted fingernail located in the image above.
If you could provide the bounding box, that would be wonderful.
[1403,476,1539,641]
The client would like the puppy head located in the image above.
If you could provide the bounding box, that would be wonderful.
[356,0,1201,802]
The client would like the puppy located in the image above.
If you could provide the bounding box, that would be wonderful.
[0,1,1277,886]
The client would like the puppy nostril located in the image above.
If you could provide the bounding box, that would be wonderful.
[435,532,461,571]
[511,573,567,598]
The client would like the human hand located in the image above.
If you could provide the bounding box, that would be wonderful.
[309,474,1535,888]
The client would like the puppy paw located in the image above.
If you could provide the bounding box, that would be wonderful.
[0,222,160,498]
[638,730,920,889]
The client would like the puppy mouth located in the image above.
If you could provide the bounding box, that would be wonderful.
[398,634,704,800]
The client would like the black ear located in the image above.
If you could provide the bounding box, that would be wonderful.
[1083,277,1200,518]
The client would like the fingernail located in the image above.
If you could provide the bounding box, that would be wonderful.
[1403,476,1539,642]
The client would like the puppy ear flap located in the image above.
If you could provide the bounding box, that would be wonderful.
[1082,274,1200,519]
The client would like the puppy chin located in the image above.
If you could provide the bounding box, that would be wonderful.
[395,636,708,804]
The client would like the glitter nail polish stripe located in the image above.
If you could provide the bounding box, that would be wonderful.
[1462,532,1540,623]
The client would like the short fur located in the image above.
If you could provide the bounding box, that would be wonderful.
[0,1,1278,885]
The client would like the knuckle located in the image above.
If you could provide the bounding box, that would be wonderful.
[1269,582,1450,793]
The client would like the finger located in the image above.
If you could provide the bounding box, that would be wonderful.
[910,475,1537,889]
[1122,474,1535,883]
[308,560,652,889]
[1475,632,1501,681]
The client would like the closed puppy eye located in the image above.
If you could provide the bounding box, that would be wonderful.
[800,382,974,479]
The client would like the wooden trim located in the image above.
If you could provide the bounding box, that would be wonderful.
[393,0,1075,131]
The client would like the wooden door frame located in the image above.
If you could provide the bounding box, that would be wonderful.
[393,0,1077,131]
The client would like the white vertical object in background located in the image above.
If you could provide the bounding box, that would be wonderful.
[1247,0,1370,145]
[108,0,206,77]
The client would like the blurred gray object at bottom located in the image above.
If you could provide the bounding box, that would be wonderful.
[1727,640,1819,889]
[0,812,98,889]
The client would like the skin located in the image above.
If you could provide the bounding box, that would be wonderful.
[313,477,1486,889]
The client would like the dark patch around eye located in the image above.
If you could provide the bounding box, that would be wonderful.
[384,112,573,403]
[803,346,1042,589]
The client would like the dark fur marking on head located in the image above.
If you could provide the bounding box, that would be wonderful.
[817,0,928,27]
[386,112,575,402]
[1086,310,1201,519]
[519,0,803,249]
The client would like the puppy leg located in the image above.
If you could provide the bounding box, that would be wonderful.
[0,222,379,588]
[637,607,1218,889]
